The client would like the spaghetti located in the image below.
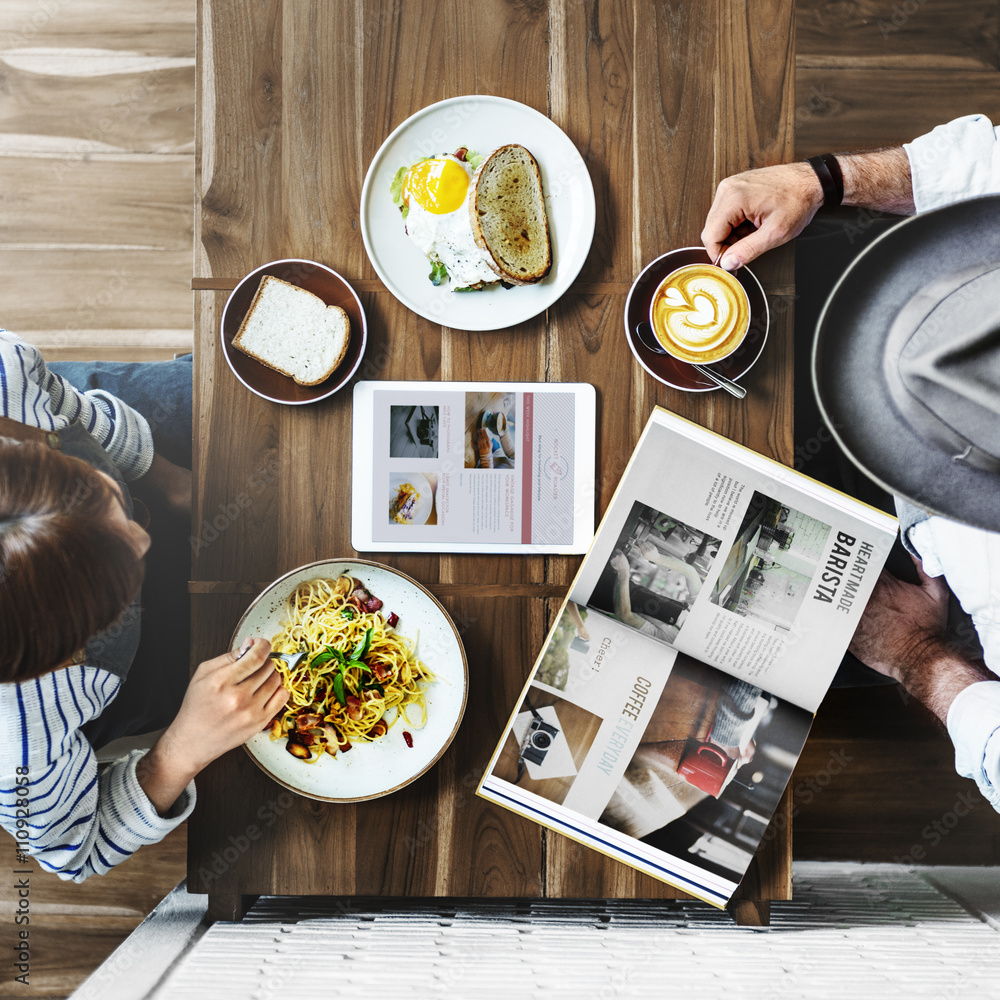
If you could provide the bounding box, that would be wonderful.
[267,575,433,761]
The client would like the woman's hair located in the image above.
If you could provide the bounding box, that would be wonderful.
[0,438,144,682]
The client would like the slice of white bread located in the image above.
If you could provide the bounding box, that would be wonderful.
[232,275,350,386]
[470,144,552,285]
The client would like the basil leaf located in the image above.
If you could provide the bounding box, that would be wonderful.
[341,607,354,620]
[332,671,347,707]
[309,646,337,669]
[349,627,373,662]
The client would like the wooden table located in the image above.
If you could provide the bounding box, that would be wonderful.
[188,0,796,926]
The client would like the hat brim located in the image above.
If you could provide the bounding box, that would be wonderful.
[812,194,1000,532]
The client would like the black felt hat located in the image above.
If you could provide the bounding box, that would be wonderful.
[812,194,1000,531]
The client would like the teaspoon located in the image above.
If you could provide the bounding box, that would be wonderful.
[635,323,747,399]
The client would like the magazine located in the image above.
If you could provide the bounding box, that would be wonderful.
[351,381,596,553]
[477,407,898,908]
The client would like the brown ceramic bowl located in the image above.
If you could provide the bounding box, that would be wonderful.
[221,259,367,405]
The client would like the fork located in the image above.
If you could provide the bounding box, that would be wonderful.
[269,650,308,670]
[235,642,308,670]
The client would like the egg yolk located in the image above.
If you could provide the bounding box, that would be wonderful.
[402,158,470,215]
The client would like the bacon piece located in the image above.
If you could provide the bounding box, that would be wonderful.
[286,739,311,759]
[346,695,364,721]
[349,580,385,614]
[369,720,388,738]
[295,712,323,732]
[372,660,393,682]
[322,722,352,753]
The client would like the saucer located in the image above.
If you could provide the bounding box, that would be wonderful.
[624,247,769,392]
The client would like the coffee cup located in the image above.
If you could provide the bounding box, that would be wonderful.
[482,410,506,435]
[647,264,751,364]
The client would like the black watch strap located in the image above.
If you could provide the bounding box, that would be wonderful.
[806,153,844,208]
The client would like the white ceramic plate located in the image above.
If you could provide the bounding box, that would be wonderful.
[389,472,432,525]
[233,559,468,802]
[360,95,596,331]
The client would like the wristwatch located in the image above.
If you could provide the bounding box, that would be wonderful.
[806,153,844,208]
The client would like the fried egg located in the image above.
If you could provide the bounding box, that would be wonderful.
[398,154,499,289]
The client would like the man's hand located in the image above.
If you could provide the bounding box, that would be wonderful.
[850,558,993,722]
[610,550,630,576]
[136,452,192,519]
[702,162,824,271]
[702,147,915,271]
[136,638,289,815]
[637,540,659,563]
[849,560,949,684]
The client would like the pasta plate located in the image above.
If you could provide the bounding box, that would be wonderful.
[233,559,468,802]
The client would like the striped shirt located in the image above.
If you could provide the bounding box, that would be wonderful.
[0,329,153,480]
[0,331,194,880]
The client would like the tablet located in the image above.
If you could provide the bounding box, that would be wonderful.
[352,381,596,553]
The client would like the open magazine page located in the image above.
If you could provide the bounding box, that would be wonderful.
[568,408,898,713]
[478,602,813,908]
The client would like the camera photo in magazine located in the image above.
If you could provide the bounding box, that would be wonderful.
[491,686,603,807]
[587,502,721,644]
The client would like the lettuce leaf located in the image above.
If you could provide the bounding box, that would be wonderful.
[390,165,409,218]
[465,148,484,170]
[429,260,449,286]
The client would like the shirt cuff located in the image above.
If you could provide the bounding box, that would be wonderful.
[946,680,1000,809]
[88,391,155,481]
[905,113,1000,213]
[122,749,197,829]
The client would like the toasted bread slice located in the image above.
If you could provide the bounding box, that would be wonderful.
[232,275,350,386]
[470,144,552,285]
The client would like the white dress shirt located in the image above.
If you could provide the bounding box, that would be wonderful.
[903,115,1000,810]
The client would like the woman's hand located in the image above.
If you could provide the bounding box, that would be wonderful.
[137,638,289,815]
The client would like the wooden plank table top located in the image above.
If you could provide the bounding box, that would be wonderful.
[188,0,795,926]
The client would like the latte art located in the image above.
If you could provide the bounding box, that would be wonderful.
[650,264,750,363]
